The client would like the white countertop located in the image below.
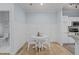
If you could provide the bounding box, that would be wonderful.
[68,33,79,42]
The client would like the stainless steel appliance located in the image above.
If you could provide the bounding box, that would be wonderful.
[72,21,79,26]
[68,26,79,32]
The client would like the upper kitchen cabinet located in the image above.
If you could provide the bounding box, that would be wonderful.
[62,3,79,17]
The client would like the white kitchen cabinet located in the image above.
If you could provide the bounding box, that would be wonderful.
[61,16,75,44]
[0,11,10,53]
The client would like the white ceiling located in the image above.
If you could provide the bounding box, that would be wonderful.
[18,3,79,13]
[19,3,63,13]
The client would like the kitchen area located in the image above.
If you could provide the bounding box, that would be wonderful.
[68,18,79,55]
[62,3,79,54]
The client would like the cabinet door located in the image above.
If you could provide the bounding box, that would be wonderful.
[0,11,9,47]
[61,16,75,43]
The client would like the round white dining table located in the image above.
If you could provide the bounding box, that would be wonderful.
[32,35,48,52]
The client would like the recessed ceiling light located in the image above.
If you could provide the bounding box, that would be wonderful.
[40,3,43,6]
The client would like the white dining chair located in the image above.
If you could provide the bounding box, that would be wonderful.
[35,38,46,52]
[42,39,51,49]
[34,38,50,52]
[26,39,37,51]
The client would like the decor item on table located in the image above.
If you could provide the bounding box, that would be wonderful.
[37,32,41,36]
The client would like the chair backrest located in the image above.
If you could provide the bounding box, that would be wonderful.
[26,36,35,43]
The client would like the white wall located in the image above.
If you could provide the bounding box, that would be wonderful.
[10,4,27,54]
[25,13,57,24]
[25,13,57,42]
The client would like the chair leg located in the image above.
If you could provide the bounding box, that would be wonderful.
[39,48,40,52]
[35,47,37,51]
[43,43,51,50]
[41,44,44,50]
[48,43,51,50]
[27,44,30,51]
[34,43,37,51]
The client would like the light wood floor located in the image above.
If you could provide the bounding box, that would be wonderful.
[63,43,75,54]
[17,43,72,55]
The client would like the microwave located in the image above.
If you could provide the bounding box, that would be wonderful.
[68,26,79,32]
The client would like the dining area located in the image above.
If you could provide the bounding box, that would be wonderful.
[26,32,51,52]
[17,35,72,55]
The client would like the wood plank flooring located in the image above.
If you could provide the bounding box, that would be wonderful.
[63,43,75,54]
[17,43,72,55]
